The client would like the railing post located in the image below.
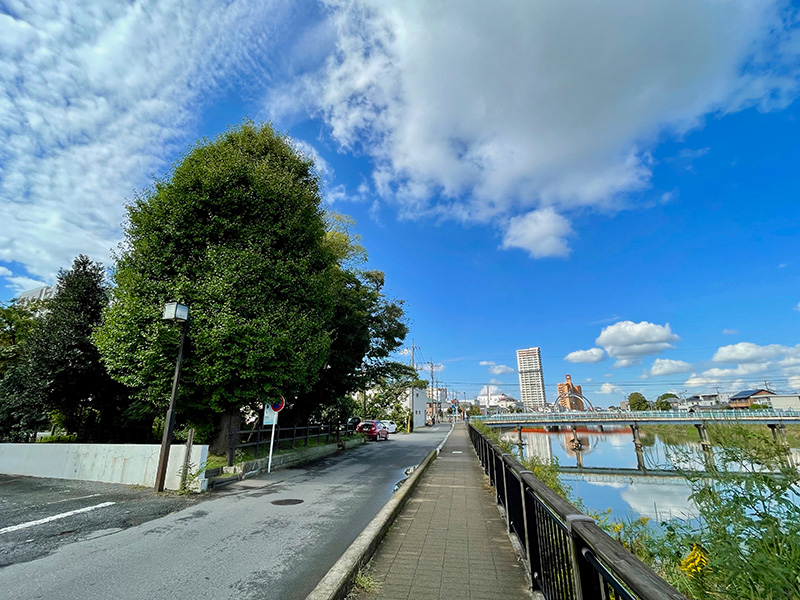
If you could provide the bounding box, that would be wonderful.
[518,471,535,568]
[292,424,297,449]
[501,453,514,533]
[566,514,599,600]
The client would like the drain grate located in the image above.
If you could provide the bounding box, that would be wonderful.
[271,498,304,506]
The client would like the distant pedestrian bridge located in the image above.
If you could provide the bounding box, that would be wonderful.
[472,409,800,427]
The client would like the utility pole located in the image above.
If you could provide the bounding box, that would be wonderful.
[428,362,435,424]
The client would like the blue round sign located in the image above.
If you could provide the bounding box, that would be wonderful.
[271,396,285,412]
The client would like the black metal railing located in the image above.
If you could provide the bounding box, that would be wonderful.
[228,421,358,467]
[468,424,688,600]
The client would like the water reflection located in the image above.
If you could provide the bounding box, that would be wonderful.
[501,426,699,522]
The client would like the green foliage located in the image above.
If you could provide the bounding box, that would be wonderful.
[94,122,408,449]
[0,299,50,441]
[655,398,673,411]
[628,392,649,411]
[94,122,340,443]
[466,405,482,417]
[24,256,133,441]
[36,434,77,443]
[657,424,800,599]
[612,424,800,600]
[0,299,41,378]
[0,360,49,441]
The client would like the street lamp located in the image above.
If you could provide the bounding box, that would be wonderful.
[154,302,189,492]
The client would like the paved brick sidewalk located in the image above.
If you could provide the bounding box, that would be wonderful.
[351,423,532,600]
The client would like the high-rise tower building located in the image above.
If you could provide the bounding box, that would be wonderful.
[516,347,546,410]
[557,374,584,411]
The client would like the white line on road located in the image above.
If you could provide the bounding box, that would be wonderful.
[46,493,102,505]
[0,502,116,535]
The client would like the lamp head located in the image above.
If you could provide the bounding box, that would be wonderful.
[163,302,189,322]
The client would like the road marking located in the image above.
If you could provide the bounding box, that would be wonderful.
[0,502,116,535]
[46,493,102,505]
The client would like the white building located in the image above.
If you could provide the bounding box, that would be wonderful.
[517,347,546,410]
[404,387,429,428]
[19,285,56,302]
[758,394,800,411]
[476,391,520,412]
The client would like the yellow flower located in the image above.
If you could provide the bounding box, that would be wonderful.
[680,543,710,577]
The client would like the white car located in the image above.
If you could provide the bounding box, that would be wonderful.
[381,420,398,433]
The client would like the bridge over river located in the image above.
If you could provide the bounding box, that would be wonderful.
[473,409,800,469]
[473,408,800,427]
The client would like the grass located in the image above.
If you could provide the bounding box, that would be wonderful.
[352,569,381,593]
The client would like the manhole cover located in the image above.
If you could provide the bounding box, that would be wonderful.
[271,498,304,506]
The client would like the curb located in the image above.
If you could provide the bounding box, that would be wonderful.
[304,447,440,600]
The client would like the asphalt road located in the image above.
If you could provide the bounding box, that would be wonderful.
[0,475,201,567]
[0,424,451,600]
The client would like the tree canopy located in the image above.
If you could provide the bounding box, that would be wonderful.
[628,392,649,411]
[94,122,408,447]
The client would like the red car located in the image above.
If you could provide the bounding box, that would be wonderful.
[356,420,389,441]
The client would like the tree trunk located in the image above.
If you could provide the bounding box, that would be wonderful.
[209,408,241,456]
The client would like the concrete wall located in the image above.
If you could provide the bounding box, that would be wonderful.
[0,442,208,492]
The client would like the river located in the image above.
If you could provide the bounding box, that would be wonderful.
[499,425,800,524]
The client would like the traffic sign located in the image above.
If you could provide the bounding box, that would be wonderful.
[272,396,285,412]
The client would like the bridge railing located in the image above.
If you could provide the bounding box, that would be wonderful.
[468,423,687,600]
[473,408,800,424]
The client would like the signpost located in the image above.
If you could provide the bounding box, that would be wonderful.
[265,396,285,474]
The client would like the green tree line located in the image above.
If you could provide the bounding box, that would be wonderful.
[0,123,415,450]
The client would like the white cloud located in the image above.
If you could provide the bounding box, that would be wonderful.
[6,276,49,295]
[595,321,680,367]
[286,1,800,253]
[685,363,768,388]
[712,342,786,363]
[501,208,573,258]
[0,267,11,277]
[649,358,693,377]
[480,360,515,375]
[564,348,606,363]
[795,301,800,312]
[597,383,623,395]
[703,363,769,378]
[789,376,800,390]
[0,1,294,282]
[722,328,739,335]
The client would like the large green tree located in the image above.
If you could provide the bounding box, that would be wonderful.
[0,299,40,378]
[655,393,677,411]
[628,392,649,411]
[94,123,343,450]
[0,300,48,441]
[24,256,130,440]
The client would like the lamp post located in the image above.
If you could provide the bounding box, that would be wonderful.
[155,302,189,492]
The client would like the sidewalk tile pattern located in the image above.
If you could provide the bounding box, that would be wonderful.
[351,423,532,600]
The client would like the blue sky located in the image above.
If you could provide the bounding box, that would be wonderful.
[3,1,800,405]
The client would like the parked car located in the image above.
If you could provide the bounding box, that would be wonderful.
[381,420,398,433]
[356,420,389,441]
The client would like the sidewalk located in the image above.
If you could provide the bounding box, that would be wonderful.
[351,423,532,600]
